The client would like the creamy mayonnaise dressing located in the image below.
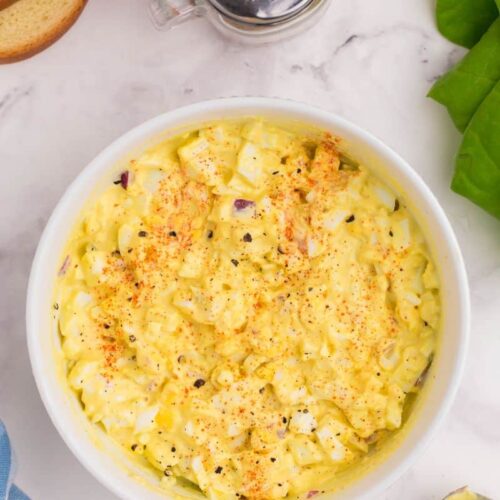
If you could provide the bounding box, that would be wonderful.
[55,120,440,499]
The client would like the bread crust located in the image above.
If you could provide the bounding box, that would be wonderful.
[0,0,87,63]
[0,0,20,10]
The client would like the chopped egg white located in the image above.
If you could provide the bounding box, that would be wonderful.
[57,119,439,499]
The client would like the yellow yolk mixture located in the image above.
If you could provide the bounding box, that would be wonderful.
[56,120,440,499]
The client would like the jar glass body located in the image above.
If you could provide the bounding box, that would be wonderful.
[149,0,332,43]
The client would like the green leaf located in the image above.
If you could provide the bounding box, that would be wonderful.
[452,81,500,219]
[428,19,500,132]
[436,0,499,48]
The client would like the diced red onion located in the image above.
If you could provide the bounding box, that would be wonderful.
[307,491,319,498]
[120,170,130,190]
[58,255,71,276]
[233,199,255,211]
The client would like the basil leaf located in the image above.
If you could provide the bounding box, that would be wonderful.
[428,19,500,132]
[436,0,499,48]
[452,81,500,219]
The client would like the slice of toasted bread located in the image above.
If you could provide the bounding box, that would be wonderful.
[0,0,86,63]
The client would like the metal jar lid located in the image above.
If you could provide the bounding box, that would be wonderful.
[208,0,316,25]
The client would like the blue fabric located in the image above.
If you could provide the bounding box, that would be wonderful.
[0,422,29,500]
[8,485,29,500]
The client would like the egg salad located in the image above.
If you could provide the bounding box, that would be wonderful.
[55,119,440,499]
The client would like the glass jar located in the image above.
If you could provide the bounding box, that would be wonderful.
[149,0,332,44]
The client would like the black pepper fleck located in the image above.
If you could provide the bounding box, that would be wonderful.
[270,457,276,462]
[129,335,136,343]
[346,214,355,223]
[194,378,206,388]
[207,230,213,239]
[215,466,223,474]
[131,444,138,451]
[168,231,177,237]
[243,233,252,242]
[138,230,148,237]
[394,199,400,211]
[231,259,239,267]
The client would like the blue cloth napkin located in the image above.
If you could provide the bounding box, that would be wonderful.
[0,422,29,500]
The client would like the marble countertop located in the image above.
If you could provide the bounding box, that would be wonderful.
[1,0,499,498]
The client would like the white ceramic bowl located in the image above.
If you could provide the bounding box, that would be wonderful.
[27,97,470,500]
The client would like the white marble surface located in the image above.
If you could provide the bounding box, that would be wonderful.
[1,0,499,498]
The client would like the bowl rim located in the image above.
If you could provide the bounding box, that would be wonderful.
[26,96,470,500]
